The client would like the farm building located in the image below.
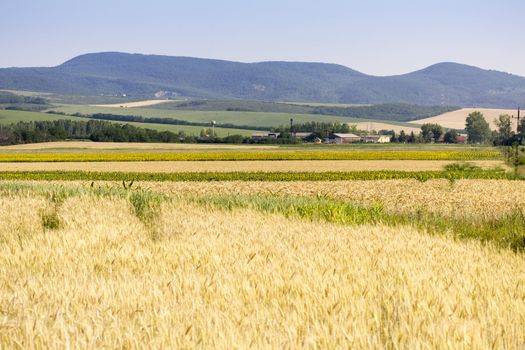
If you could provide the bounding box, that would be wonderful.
[325,133,391,144]
[362,135,391,143]
[293,132,313,139]
[457,133,467,144]
[326,133,362,144]
[251,132,280,140]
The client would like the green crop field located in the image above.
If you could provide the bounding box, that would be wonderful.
[101,119,257,136]
[0,168,517,181]
[0,109,258,136]
[148,99,370,112]
[50,104,417,129]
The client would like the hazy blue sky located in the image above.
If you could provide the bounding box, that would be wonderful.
[1,0,524,76]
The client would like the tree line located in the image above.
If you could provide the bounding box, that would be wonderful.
[0,120,203,145]
[0,120,367,146]
[0,91,48,105]
[1,120,143,145]
[0,91,50,111]
[0,119,300,146]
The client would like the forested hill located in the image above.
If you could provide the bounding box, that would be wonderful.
[1,52,524,107]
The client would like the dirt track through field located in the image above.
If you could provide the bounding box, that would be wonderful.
[0,160,505,172]
[92,99,172,108]
[0,141,278,151]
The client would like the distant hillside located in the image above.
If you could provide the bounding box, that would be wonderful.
[0,52,524,107]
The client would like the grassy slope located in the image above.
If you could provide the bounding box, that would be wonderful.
[51,104,418,128]
[0,109,86,124]
[0,109,258,136]
[149,100,370,112]
[283,102,371,107]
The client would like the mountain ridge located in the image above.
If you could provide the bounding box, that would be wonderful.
[1,52,524,107]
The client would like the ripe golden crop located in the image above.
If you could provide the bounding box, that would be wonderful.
[0,192,524,348]
[67,179,523,220]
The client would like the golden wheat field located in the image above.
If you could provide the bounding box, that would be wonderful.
[0,160,506,172]
[92,99,172,108]
[410,108,520,130]
[0,191,524,348]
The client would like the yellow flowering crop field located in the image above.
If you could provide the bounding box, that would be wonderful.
[0,150,501,162]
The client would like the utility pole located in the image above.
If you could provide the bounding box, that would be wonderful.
[517,108,521,172]
[512,108,521,173]
[290,118,294,137]
[516,107,520,133]
[211,120,216,137]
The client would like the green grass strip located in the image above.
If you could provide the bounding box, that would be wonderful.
[0,169,520,181]
[189,194,525,252]
[1,181,523,251]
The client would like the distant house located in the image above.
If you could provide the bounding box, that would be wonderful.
[325,133,391,144]
[457,133,467,144]
[327,133,362,144]
[362,134,391,143]
[251,132,280,140]
[293,132,313,139]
